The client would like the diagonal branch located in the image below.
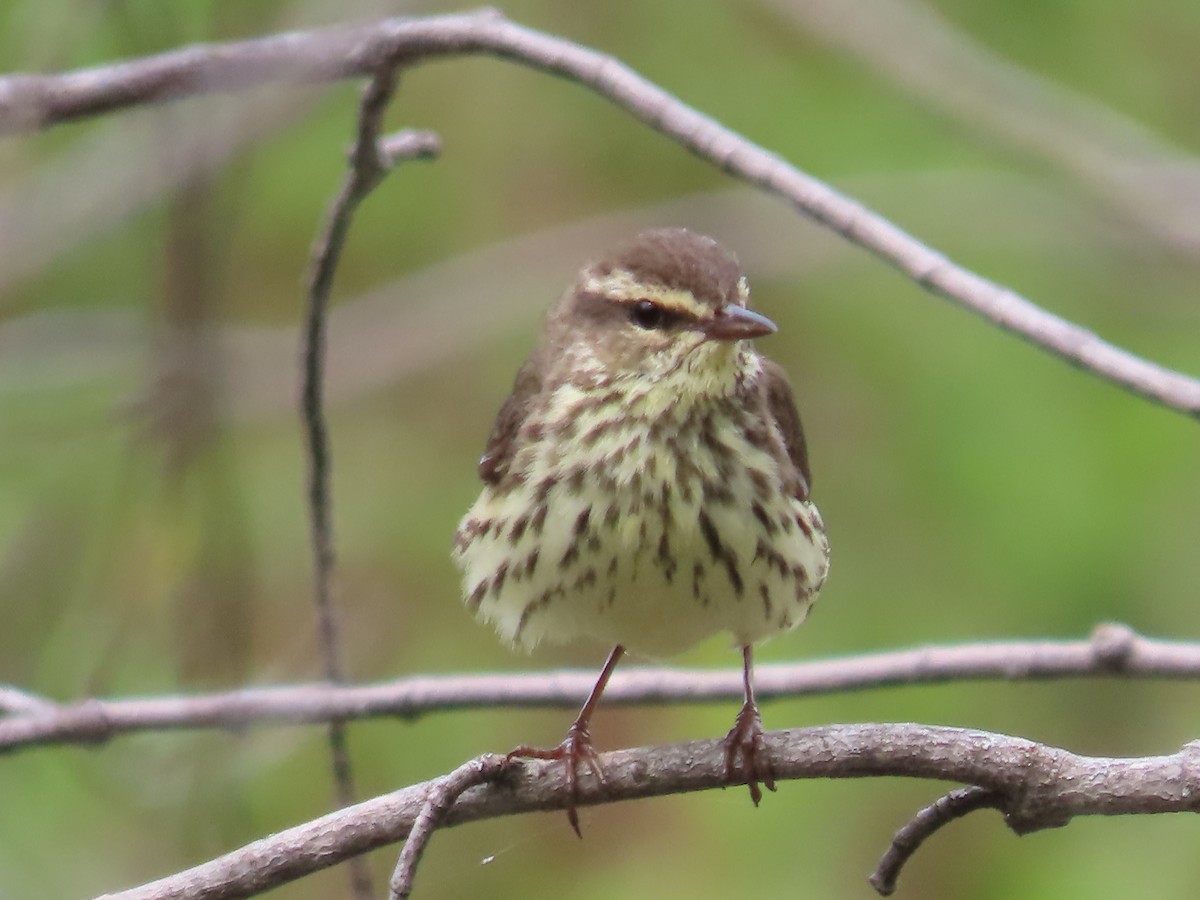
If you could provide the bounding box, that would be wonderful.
[91,724,1200,900]
[4,624,1198,755]
[0,11,1196,416]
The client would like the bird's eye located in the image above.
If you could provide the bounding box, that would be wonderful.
[629,299,667,330]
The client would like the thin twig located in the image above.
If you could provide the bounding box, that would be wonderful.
[302,66,436,900]
[303,68,396,688]
[0,11,1196,416]
[6,624,1199,754]
[869,786,1004,896]
[91,724,1200,900]
[389,755,508,900]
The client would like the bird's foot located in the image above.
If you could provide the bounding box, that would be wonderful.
[507,721,605,837]
[722,700,777,806]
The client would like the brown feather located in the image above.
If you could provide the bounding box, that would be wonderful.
[760,358,812,500]
[479,359,542,484]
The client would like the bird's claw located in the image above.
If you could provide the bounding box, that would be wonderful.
[507,721,605,838]
[722,701,777,805]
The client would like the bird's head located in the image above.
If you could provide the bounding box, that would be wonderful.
[541,228,776,399]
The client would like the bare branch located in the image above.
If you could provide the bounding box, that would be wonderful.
[91,724,1200,899]
[303,68,395,688]
[301,66,439,900]
[388,755,508,900]
[870,786,1004,896]
[5,625,1199,755]
[0,11,1196,416]
[302,69,395,900]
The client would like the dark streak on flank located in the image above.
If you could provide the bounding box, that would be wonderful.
[560,506,592,567]
[467,581,487,611]
[703,480,734,505]
[657,531,675,582]
[794,512,813,540]
[574,566,597,591]
[531,503,549,535]
[523,547,540,579]
[509,513,530,542]
[603,504,620,530]
[751,501,775,535]
[697,509,744,597]
[513,586,562,645]
[749,469,772,500]
[567,467,587,494]
[491,561,509,597]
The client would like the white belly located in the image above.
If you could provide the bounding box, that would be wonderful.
[455,413,830,657]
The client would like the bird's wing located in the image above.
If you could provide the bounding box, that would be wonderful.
[478,359,542,485]
[760,358,812,501]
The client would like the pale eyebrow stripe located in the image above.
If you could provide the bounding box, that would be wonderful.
[580,268,709,318]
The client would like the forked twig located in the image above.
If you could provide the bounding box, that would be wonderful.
[302,65,439,898]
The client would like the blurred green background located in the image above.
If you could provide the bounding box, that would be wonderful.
[2,0,1199,897]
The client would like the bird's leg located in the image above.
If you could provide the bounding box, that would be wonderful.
[722,645,777,805]
[507,644,625,837]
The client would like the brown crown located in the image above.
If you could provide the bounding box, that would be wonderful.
[593,228,742,308]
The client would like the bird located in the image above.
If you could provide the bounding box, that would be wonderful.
[453,227,830,835]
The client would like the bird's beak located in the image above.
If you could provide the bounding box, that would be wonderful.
[702,304,778,341]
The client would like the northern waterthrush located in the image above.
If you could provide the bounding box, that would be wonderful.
[453,228,830,833]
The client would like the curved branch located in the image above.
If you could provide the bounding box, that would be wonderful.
[4,624,1198,755]
[870,786,1004,895]
[388,755,508,900]
[301,62,429,900]
[0,11,1196,416]
[92,723,1200,900]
